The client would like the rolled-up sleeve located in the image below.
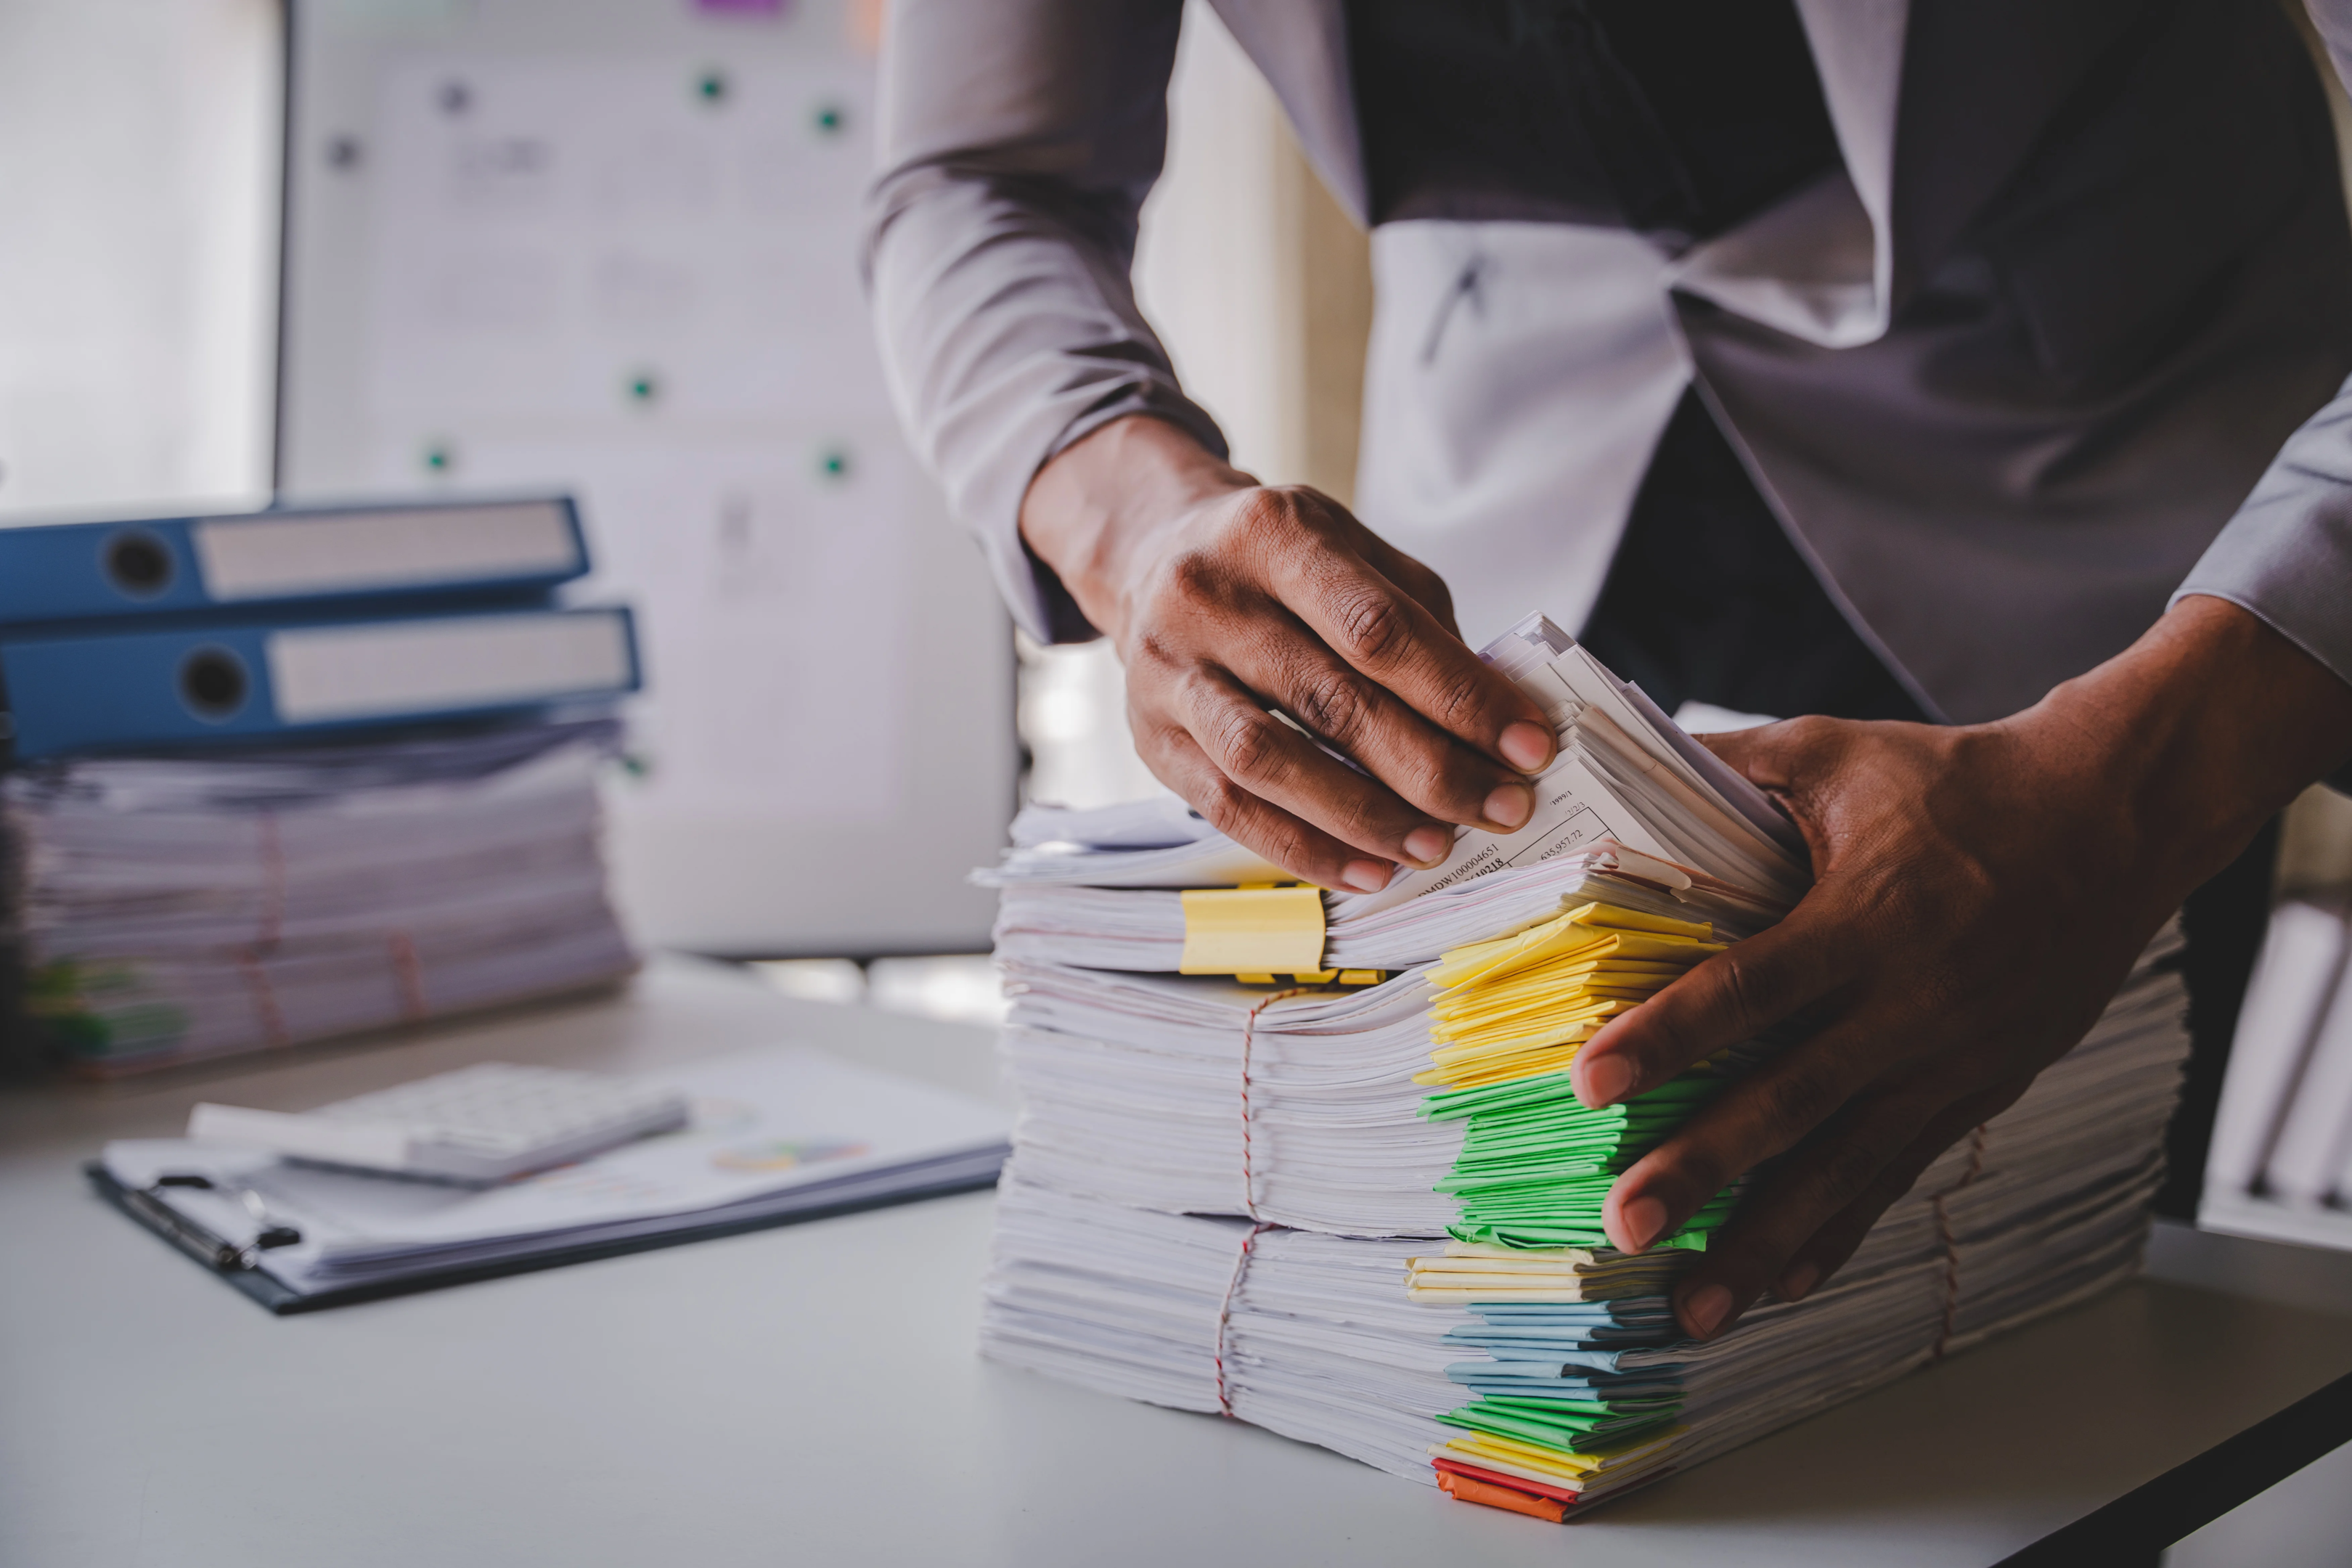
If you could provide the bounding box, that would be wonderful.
[2173,372,2352,694]
[864,0,1229,642]
[2170,5,2352,783]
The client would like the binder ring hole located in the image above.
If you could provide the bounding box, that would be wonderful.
[179,648,249,721]
[104,531,174,597]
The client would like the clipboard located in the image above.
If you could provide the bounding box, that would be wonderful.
[86,1157,1003,1315]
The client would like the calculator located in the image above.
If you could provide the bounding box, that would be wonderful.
[187,1062,691,1183]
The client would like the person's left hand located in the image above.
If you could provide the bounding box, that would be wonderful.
[1570,596,2352,1342]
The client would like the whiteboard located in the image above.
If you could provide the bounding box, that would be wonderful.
[278,0,1015,957]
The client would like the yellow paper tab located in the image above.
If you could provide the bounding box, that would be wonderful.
[1429,905,1720,992]
[1179,886,1326,976]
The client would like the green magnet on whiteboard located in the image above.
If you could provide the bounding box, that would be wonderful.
[697,70,727,105]
[818,446,852,481]
[627,372,660,404]
[422,443,454,473]
[813,104,844,135]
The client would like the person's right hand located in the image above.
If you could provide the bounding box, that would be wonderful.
[1019,415,1559,893]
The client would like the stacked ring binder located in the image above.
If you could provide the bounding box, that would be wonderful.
[1,497,640,1074]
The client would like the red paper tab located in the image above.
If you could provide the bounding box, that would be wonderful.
[1432,1456,1584,1506]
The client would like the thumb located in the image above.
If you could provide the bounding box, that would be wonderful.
[1699,715,1858,805]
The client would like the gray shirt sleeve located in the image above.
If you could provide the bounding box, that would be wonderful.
[2173,372,2352,693]
[2176,4,2352,712]
[864,0,1229,643]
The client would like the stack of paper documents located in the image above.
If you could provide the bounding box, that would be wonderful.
[98,1047,1011,1310]
[984,982,2176,1510]
[994,916,1787,1239]
[988,846,1777,973]
[981,614,1804,920]
[972,615,2194,1520]
[5,719,636,1074]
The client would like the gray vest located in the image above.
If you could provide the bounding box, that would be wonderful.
[1225,0,2352,721]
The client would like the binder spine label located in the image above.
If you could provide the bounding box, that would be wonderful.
[266,611,634,722]
[195,501,579,600]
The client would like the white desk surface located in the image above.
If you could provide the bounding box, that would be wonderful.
[7,956,2352,1568]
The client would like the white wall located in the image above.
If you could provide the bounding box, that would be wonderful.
[0,0,279,523]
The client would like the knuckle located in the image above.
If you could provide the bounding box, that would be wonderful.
[1633,1004,1714,1080]
[1282,483,1338,518]
[1206,705,1286,785]
[1425,663,1491,732]
[1193,780,1320,875]
[1287,667,1372,751]
[1331,586,1413,669]
[1714,952,1778,1040]
[1225,489,1307,549]
[1126,629,1187,684]
[1188,772,1253,836]
[1754,1066,1842,1144]
[1810,1135,1890,1206]
[1157,547,1228,611]
[1257,818,1317,876]
[1396,745,1469,813]
[1320,784,1395,847]
[1781,714,1838,747]
[1646,1141,1736,1204]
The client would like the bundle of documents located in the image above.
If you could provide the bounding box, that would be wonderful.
[984,984,2175,1511]
[4,719,636,1074]
[994,915,1782,1239]
[97,1048,1011,1310]
[972,614,2194,1520]
[989,845,1782,974]
[2204,899,2352,1217]
[981,615,1805,919]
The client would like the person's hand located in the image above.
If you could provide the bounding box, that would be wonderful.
[1019,415,1558,892]
[1571,595,2352,1342]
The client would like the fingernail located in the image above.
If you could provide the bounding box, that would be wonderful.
[1498,722,1553,772]
[1483,783,1532,830]
[1402,825,1452,867]
[1580,1054,1635,1108]
[1683,1284,1732,1339]
[1619,1195,1667,1252]
[1779,1261,1820,1303]
[1340,859,1392,893]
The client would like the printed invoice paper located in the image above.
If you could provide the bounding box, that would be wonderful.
[102,1048,1010,1301]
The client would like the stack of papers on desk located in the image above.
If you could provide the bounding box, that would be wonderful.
[971,612,2195,1522]
[997,932,1784,1239]
[97,1048,1011,1310]
[984,933,2188,1516]
[4,719,636,1074]
[988,847,1774,973]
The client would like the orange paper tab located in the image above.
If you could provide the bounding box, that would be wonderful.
[1437,1470,1569,1523]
